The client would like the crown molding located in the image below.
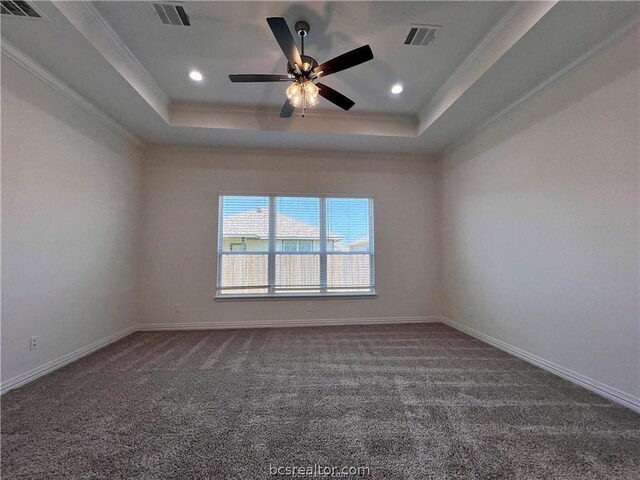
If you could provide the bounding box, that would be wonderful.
[79,1,158,90]
[439,14,640,157]
[421,4,521,118]
[1,38,144,148]
[52,0,170,121]
[417,1,558,135]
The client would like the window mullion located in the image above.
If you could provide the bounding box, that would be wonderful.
[369,198,375,290]
[319,197,327,292]
[268,196,276,294]
[216,197,224,296]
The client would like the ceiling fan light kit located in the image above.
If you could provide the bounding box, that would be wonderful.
[229,17,374,118]
[286,80,319,108]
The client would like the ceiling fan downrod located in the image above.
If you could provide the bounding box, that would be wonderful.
[295,20,309,55]
[295,21,311,116]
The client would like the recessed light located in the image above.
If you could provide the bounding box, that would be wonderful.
[391,83,403,94]
[189,70,203,82]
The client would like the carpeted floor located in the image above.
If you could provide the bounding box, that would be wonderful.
[2,323,639,479]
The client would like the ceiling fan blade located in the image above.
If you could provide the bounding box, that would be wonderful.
[266,17,303,68]
[314,45,373,77]
[280,100,295,118]
[316,83,355,111]
[229,74,291,82]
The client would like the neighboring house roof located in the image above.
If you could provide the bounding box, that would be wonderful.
[223,208,342,240]
[333,236,369,251]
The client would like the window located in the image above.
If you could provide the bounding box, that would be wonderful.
[217,195,374,297]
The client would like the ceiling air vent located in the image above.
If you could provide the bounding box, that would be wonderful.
[1,1,45,19]
[152,2,190,26]
[404,24,441,47]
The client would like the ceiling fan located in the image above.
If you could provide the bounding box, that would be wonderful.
[229,17,374,118]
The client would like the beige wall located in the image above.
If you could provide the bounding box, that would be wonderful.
[1,58,143,384]
[2,20,638,411]
[139,148,439,326]
[437,31,640,399]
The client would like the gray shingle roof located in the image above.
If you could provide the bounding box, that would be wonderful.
[223,208,342,240]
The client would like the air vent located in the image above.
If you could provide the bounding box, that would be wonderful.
[404,24,441,47]
[152,2,190,26]
[1,1,45,19]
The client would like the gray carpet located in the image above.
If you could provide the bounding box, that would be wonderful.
[2,323,639,479]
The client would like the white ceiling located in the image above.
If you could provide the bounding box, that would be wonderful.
[94,1,512,114]
[1,1,638,154]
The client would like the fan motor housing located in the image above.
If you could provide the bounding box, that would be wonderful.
[288,55,318,78]
[295,21,310,37]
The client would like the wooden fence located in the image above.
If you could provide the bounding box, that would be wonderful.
[219,254,371,294]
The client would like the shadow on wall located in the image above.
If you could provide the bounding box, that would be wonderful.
[1,59,141,157]
[440,32,640,170]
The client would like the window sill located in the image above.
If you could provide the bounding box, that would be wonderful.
[214,292,377,301]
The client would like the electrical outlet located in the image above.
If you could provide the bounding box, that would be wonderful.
[29,336,38,350]
[305,302,313,313]
[174,304,182,313]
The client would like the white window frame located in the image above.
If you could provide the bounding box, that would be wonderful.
[216,193,376,299]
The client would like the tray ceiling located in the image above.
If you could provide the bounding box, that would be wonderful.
[1,1,638,154]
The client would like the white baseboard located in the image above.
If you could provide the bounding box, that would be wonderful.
[137,316,441,331]
[1,317,439,394]
[440,316,640,413]
[0,325,137,395]
[8,315,636,415]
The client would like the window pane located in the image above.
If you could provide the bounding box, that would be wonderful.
[326,198,371,252]
[283,240,298,252]
[221,196,269,252]
[276,197,320,252]
[327,254,372,292]
[218,254,268,295]
[298,240,313,252]
[275,254,320,293]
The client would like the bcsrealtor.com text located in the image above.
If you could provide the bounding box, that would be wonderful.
[269,463,370,477]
